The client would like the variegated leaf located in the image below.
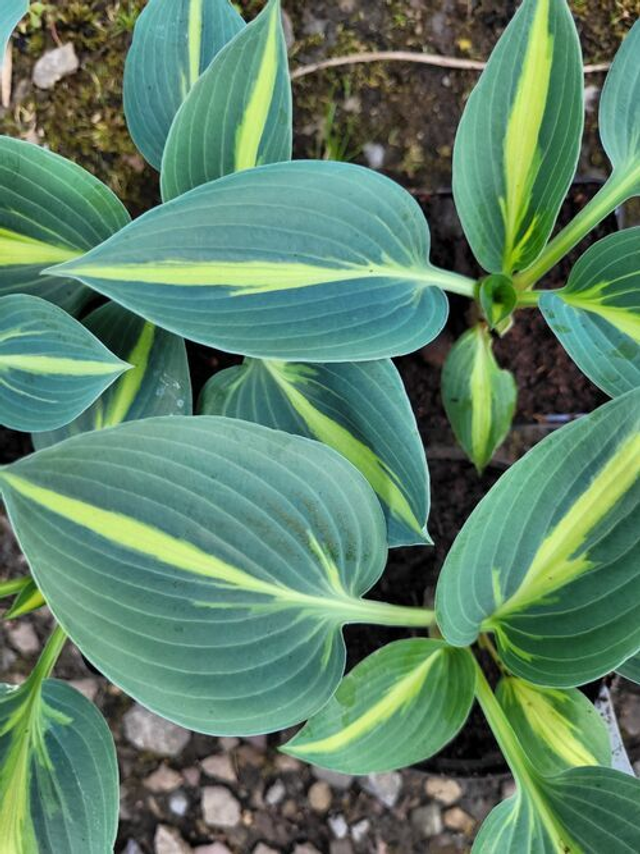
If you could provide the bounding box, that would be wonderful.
[162,0,291,200]
[442,325,517,472]
[0,417,433,735]
[0,136,130,314]
[3,577,46,620]
[32,302,192,450]
[436,390,640,687]
[47,161,469,361]
[124,0,244,169]
[199,358,429,547]
[0,295,128,433]
[540,228,640,398]
[453,0,583,274]
[283,639,475,774]
[617,652,640,685]
[0,0,27,57]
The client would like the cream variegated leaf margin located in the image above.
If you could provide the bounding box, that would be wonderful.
[47,161,467,361]
[32,301,192,450]
[442,325,517,472]
[496,677,611,776]
[199,358,429,547]
[0,417,434,735]
[162,0,291,199]
[0,633,118,853]
[124,0,244,169]
[436,390,640,687]
[283,639,475,774]
[541,228,640,399]
[0,295,129,433]
[453,0,583,274]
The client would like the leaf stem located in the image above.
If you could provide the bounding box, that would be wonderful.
[426,266,478,299]
[345,598,436,628]
[513,165,640,291]
[516,289,541,308]
[30,624,67,686]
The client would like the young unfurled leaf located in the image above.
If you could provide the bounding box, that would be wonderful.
[199,358,429,547]
[0,0,27,58]
[442,325,517,472]
[283,639,475,774]
[540,228,640,398]
[32,302,192,450]
[473,768,640,854]
[0,136,130,314]
[479,275,517,329]
[496,677,611,776]
[162,0,291,200]
[0,295,129,433]
[617,652,640,685]
[123,0,244,170]
[453,0,583,274]
[47,161,461,362]
[3,577,46,619]
[599,20,640,184]
[436,390,640,687]
[0,417,435,735]
[0,675,118,853]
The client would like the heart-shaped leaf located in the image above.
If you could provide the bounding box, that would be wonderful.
[540,228,640,398]
[436,390,640,687]
[0,417,433,735]
[0,295,128,432]
[199,358,429,547]
[124,0,244,169]
[162,0,291,200]
[32,302,192,450]
[0,136,130,314]
[283,639,475,774]
[453,0,583,274]
[47,161,466,361]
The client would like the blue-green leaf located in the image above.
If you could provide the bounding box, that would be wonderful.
[0,0,27,58]
[599,20,640,181]
[162,0,291,200]
[617,652,640,684]
[124,0,244,169]
[199,358,429,547]
[0,295,129,433]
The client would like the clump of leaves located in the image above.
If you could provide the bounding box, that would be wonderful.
[0,1,639,851]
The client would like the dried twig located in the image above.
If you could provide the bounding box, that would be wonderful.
[291,50,610,81]
[1,45,12,108]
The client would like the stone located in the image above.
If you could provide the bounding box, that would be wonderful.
[33,44,79,90]
[443,807,476,835]
[144,764,183,793]
[265,779,286,806]
[362,772,402,808]
[350,819,370,843]
[501,778,517,800]
[200,753,237,783]
[411,804,443,838]
[328,814,348,839]
[154,824,191,854]
[363,142,385,170]
[311,766,354,790]
[274,754,302,773]
[424,776,463,806]
[293,846,322,854]
[182,766,201,788]
[193,846,232,854]
[329,843,354,854]
[201,786,242,829]
[122,841,144,854]
[253,845,280,854]
[7,621,40,654]
[69,678,99,703]
[218,736,240,751]
[123,705,191,756]
[169,791,189,817]
[308,781,332,813]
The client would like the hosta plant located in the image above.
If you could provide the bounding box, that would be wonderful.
[0,0,639,851]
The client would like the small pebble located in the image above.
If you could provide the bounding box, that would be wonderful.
[328,814,348,840]
[200,754,237,783]
[424,776,463,806]
[7,621,40,654]
[411,804,443,838]
[69,678,99,703]
[201,786,242,828]
[265,779,286,806]
[123,705,191,757]
[308,781,332,813]
[350,819,370,843]
[33,43,79,90]
[443,807,476,835]
[193,845,233,854]
[253,845,280,854]
[311,766,354,790]
[154,824,191,854]
[362,772,402,808]
[144,764,183,793]
[169,791,189,817]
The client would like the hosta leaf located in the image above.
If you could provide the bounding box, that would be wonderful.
[0,0,27,57]
[453,0,583,274]
[473,768,640,854]
[0,673,118,852]
[442,325,517,472]
[496,677,611,776]
[540,228,640,398]
[199,358,429,547]
[123,0,244,170]
[599,20,640,182]
[3,577,46,619]
[0,295,128,433]
[282,639,475,774]
[32,302,192,450]
[0,136,130,314]
[436,390,640,687]
[162,0,291,200]
[617,652,640,684]
[47,161,459,361]
[0,417,435,735]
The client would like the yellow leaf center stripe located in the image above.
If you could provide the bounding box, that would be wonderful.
[501,0,553,271]
[265,361,425,536]
[0,228,82,267]
[290,651,442,756]
[187,0,204,89]
[0,354,126,376]
[102,322,156,427]
[491,430,640,618]
[234,1,280,172]
[563,280,640,344]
